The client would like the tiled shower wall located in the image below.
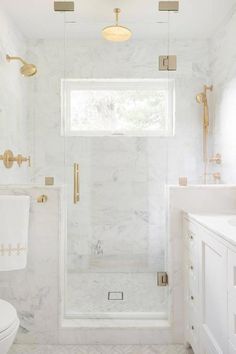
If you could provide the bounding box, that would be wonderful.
[28,38,208,186]
[0,10,30,184]
[26,37,210,315]
[211,5,236,183]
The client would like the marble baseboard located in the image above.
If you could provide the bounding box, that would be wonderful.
[9,345,194,354]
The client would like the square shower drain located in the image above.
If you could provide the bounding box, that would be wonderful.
[108,291,124,300]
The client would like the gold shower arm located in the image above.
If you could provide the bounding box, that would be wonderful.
[6,55,27,65]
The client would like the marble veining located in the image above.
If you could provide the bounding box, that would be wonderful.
[211,6,236,183]
[26,37,210,318]
[0,187,60,344]
[0,9,30,184]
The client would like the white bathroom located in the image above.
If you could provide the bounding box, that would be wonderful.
[0,0,236,353]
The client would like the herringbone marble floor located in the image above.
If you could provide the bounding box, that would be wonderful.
[10,345,194,354]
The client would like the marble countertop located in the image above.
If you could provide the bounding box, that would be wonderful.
[187,213,236,247]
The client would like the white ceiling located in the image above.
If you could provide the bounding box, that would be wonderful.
[1,0,235,40]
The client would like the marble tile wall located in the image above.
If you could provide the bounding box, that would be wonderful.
[0,186,60,344]
[0,10,31,184]
[210,5,236,183]
[26,37,210,316]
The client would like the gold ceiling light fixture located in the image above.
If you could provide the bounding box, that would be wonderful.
[102,8,132,42]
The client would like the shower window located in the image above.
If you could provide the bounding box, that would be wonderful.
[62,79,175,137]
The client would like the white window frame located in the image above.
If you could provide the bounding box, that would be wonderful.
[61,79,175,137]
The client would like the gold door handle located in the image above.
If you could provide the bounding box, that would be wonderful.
[73,163,80,204]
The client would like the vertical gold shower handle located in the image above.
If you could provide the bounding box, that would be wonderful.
[73,163,80,204]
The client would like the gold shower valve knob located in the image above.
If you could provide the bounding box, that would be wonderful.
[15,154,31,167]
[0,150,31,168]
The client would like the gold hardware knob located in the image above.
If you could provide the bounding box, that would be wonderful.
[191,325,194,330]
[190,265,194,270]
[37,195,48,203]
[191,296,194,300]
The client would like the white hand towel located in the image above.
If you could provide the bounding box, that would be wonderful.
[0,195,30,271]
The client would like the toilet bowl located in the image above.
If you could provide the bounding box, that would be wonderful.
[0,299,19,354]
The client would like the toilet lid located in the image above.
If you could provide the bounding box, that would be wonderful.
[0,299,18,333]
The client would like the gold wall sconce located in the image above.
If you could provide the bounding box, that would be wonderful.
[0,150,31,169]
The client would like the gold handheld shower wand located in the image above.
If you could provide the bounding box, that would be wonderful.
[6,54,37,77]
[196,85,213,183]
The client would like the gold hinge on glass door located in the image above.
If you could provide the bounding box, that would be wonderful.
[157,272,168,286]
[159,55,177,71]
[73,163,80,204]
[54,1,75,12]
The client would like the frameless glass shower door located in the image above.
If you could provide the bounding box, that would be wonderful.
[62,10,172,320]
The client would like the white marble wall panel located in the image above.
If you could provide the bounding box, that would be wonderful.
[0,10,31,184]
[0,186,60,344]
[26,37,210,317]
[210,6,236,183]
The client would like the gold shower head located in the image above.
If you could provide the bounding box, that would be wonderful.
[6,54,37,77]
[102,8,132,42]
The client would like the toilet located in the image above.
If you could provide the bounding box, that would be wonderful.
[0,299,19,354]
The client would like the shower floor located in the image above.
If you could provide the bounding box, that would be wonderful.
[10,345,194,354]
[66,272,168,317]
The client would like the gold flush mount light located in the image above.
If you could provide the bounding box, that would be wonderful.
[102,8,132,42]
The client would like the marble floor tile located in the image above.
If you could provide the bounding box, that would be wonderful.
[10,345,194,354]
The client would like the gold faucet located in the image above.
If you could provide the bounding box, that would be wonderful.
[0,150,31,169]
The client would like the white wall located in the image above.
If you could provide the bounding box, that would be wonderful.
[211,6,236,183]
[0,10,30,183]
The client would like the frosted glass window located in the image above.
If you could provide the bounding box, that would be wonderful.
[62,79,175,136]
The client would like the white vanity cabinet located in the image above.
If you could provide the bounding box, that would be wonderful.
[184,214,236,354]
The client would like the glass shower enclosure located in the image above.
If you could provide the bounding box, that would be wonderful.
[61,10,173,321]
